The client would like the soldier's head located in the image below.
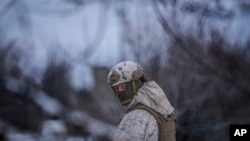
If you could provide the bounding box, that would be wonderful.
[107,61,148,105]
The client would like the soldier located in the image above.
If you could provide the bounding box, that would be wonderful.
[107,61,176,141]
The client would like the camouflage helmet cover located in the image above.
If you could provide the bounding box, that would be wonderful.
[107,61,148,87]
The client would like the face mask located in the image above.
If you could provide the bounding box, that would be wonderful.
[116,83,134,105]
[113,80,143,106]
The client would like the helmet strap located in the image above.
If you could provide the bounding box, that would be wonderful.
[132,80,136,96]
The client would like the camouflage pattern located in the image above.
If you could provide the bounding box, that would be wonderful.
[107,61,148,87]
[113,81,174,141]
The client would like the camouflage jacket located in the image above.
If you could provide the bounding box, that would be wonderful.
[113,81,174,141]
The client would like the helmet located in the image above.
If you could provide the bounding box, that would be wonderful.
[107,61,148,105]
[107,61,148,87]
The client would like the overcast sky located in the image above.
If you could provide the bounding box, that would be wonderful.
[0,0,249,90]
[0,0,123,90]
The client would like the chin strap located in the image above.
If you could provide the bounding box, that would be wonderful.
[132,80,136,96]
[121,98,133,105]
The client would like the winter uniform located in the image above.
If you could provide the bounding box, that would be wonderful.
[113,81,175,141]
[107,61,176,141]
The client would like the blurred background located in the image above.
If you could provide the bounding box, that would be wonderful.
[0,0,250,141]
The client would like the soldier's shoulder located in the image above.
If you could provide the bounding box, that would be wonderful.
[124,108,156,122]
